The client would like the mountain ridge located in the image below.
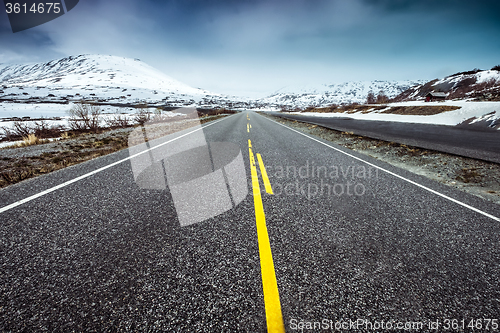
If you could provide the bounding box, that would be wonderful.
[2,54,497,111]
[392,67,500,102]
[262,80,426,109]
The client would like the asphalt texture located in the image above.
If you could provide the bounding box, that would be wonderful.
[270,112,500,164]
[1,111,500,332]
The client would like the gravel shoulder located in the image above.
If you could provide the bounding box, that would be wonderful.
[261,112,500,205]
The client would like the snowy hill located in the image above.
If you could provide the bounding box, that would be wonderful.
[6,54,498,114]
[393,67,500,102]
[0,55,427,111]
[259,80,425,109]
[0,54,241,108]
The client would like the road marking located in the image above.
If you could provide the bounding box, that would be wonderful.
[257,153,274,195]
[0,115,233,214]
[248,140,284,333]
[247,123,250,132]
[266,114,500,223]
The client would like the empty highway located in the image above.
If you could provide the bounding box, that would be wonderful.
[1,111,500,332]
[271,112,500,164]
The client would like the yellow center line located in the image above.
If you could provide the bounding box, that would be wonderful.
[247,123,250,132]
[248,140,284,333]
[256,153,273,195]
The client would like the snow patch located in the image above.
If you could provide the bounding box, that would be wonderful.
[292,100,500,127]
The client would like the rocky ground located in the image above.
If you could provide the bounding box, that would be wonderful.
[263,113,500,205]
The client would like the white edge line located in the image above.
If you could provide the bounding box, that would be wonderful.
[0,115,233,214]
[263,113,500,222]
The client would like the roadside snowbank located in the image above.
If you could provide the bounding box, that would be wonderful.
[288,100,500,127]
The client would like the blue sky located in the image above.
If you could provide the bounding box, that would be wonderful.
[1,0,499,97]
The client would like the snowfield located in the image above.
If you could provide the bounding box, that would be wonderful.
[284,100,500,128]
[1,54,499,130]
[0,102,186,140]
[0,101,160,119]
[0,102,69,118]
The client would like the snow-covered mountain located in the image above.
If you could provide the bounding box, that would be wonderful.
[260,80,426,109]
[0,54,426,111]
[393,67,500,102]
[0,54,243,108]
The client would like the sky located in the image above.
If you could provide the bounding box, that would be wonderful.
[1,0,499,98]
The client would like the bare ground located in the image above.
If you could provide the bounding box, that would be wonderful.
[262,113,500,205]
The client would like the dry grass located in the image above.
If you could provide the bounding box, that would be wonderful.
[0,114,230,188]
[302,106,344,113]
[396,145,428,157]
[343,105,387,113]
[0,134,129,188]
[16,134,50,147]
[381,105,461,116]
[455,167,483,184]
[299,104,460,116]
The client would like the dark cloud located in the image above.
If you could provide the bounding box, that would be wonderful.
[1,0,499,96]
[362,0,500,27]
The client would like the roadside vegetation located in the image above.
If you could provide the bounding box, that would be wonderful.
[1,102,236,143]
[295,103,461,115]
[0,132,129,188]
[15,134,50,147]
[0,103,235,188]
[380,105,461,115]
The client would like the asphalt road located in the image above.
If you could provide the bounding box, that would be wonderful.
[270,112,500,164]
[1,111,500,332]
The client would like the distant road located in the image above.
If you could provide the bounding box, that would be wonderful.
[270,112,500,164]
[1,111,500,331]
